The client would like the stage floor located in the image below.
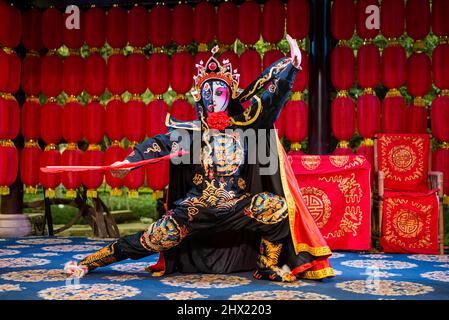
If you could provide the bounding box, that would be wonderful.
[0,236,448,300]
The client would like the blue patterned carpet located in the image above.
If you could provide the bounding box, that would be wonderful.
[0,237,448,300]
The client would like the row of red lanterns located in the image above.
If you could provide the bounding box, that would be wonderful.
[1,0,309,52]
[331,0,449,41]
[21,142,169,199]
[0,1,21,195]
[331,0,449,197]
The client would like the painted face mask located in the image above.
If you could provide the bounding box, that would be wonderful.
[201,80,230,114]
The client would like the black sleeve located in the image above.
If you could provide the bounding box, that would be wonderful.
[257,60,299,127]
[230,58,299,129]
[125,133,176,163]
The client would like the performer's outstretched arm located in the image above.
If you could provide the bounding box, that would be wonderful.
[231,35,302,129]
[125,133,177,163]
[110,133,179,178]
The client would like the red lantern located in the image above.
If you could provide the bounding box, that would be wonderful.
[171,51,194,94]
[147,53,170,96]
[104,142,126,196]
[7,50,21,94]
[431,95,449,143]
[0,3,22,49]
[382,44,406,89]
[21,96,41,140]
[382,90,407,133]
[407,100,428,134]
[238,1,261,46]
[22,8,43,51]
[219,51,239,71]
[194,2,215,45]
[0,49,21,94]
[357,92,381,138]
[41,101,62,145]
[0,94,19,140]
[106,6,127,49]
[63,9,84,49]
[356,0,379,39]
[406,0,430,40]
[107,53,126,95]
[380,0,405,39]
[126,52,147,95]
[262,0,285,44]
[83,101,105,144]
[292,49,309,93]
[432,44,449,90]
[432,147,449,196]
[171,99,195,122]
[62,99,83,143]
[332,95,355,142]
[61,144,83,199]
[41,54,63,98]
[407,52,432,98]
[105,97,124,142]
[146,158,169,198]
[124,145,145,198]
[85,53,106,97]
[239,49,261,89]
[195,51,211,71]
[331,45,355,91]
[82,145,104,198]
[331,0,356,41]
[148,5,171,48]
[128,5,148,48]
[0,49,10,92]
[284,99,308,152]
[124,97,146,143]
[84,6,105,49]
[172,4,193,46]
[39,145,61,198]
[22,54,41,96]
[287,0,309,40]
[146,99,168,138]
[217,2,238,46]
[263,50,285,70]
[0,141,18,196]
[357,44,380,89]
[41,7,63,50]
[432,0,449,37]
[63,55,85,96]
[20,140,42,193]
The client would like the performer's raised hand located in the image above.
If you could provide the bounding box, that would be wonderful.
[286,34,302,70]
[110,160,131,178]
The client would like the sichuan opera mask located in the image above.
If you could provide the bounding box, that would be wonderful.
[192,46,240,119]
[201,80,230,114]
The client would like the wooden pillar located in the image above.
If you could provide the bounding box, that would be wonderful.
[308,0,332,154]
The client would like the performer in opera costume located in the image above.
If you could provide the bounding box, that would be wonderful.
[65,35,334,282]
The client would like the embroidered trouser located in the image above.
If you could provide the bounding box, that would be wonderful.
[79,192,290,273]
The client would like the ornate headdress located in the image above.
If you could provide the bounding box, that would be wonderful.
[192,46,240,102]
